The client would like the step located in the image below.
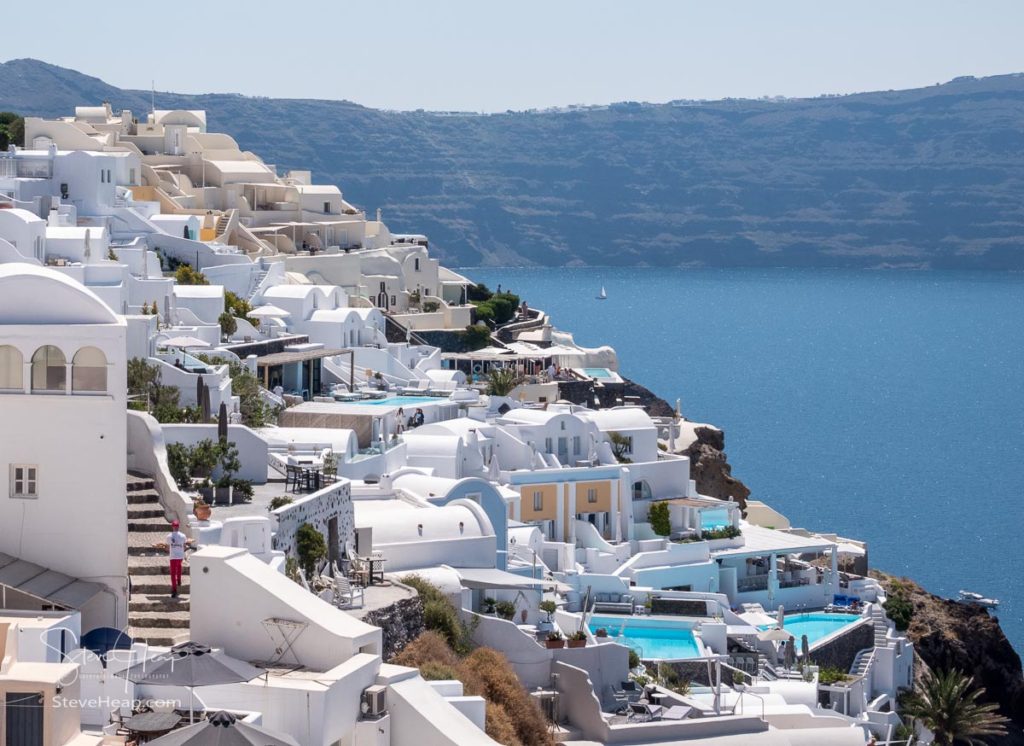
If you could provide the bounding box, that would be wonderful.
[129,610,190,629]
[127,628,190,647]
[127,489,162,505]
[128,505,167,519]
[129,594,191,613]
[128,556,192,575]
[128,516,174,533]
[127,478,156,492]
[131,579,191,595]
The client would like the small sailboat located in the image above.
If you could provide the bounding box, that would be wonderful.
[596,286,607,300]
[958,590,1000,608]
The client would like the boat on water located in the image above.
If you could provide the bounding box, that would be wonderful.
[596,286,607,300]
[958,590,1000,608]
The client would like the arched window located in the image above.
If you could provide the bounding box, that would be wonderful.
[31,346,66,392]
[0,346,23,390]
[632,480,653,502]
[72,347,107,392]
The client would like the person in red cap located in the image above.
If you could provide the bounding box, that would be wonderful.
[164,520,190,598]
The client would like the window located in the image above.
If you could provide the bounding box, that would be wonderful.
[323,201,331,213]
[107,169,112,184]
[414,257,420,271]
[0,345,23,390]
[544,437,553,454]
[573,436,581,455]
[100,170,105,184]
[72,347,107,392]
[533,491,544,511]
[11,465,38,498]
[587,488,598,504]
[560,421,566,431]
[623,435,634,453]
[30,346,66,392]
[391,295,396,306]
[129,168,136,184]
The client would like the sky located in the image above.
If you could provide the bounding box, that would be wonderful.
[10,0,1024,111]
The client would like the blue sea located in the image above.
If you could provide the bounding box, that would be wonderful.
[467,267,1024,653]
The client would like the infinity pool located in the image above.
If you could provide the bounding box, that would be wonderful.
[583,367,615,379]
[760,613,861,645]
[589,616,703,660]
[346,396,439,406]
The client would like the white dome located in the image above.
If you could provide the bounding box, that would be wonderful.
[0,263,119,325]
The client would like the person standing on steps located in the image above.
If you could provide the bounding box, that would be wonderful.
[165,520,190,599]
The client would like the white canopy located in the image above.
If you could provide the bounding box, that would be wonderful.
[453,567,558,591]
[757,626,795,642]
[161,335,211,349]
[247,305,292,319]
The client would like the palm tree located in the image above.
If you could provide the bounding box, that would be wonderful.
[900,668,1008,745]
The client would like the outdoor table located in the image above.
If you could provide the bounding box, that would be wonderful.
[124,711,182,741]
[368,556,386,585]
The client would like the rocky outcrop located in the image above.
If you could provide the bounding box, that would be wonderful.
[874,572,1024,742]
[364,596,426,662]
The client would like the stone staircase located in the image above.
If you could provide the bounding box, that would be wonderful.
[848,606,891,680]
[247,267,269,302]
[126,474,190,646]
[214,212,231,238]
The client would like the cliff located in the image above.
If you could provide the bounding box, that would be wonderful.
[874,572,1024,742]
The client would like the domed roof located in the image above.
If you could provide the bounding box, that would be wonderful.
[0,263,119,325]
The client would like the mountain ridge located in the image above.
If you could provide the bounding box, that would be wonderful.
[4,58,1024,269]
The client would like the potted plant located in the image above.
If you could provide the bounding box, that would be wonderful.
[482,597,497,615]
[732,669,746,690]
[196,478,214,503]
[538,599,557,632]
[190,439,220,481]
[231,478,253,504]
[212,441,240,505]
[544,630,565,649]
[495,600,516,621]
[192,498,212,521]
[567,630,588,649]
[595,627,609,638]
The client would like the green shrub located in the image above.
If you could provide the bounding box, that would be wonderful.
[268,495,294,511]
[174,263,208,285]
[419,661,459,681]
[817,665,851,685]
[884,590,914,631]
[402,575,475,654]
[702,525,741,540]
[494,600,516,620]
[628,649,641,669]
[218,312,237,338]
[295,523,327,579]
[459,324,491,351]
[648,501,671,536]
[166,442,193,490]
[422,300,440,313]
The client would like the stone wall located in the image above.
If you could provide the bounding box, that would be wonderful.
[651,598,709,617]
[365,596,426,661]
[806,619,874,671]
[272,480,354,562]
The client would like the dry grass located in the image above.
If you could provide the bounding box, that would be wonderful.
[392,632,554,746]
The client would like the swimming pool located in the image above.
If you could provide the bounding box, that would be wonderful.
[760,613,861,646]
[346,396,439,407]
[589,616,703,660]
[583,367,615,379]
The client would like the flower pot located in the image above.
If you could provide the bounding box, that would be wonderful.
[544,640,565,649]
[567,639,586,649]
[198,486,214,503]
[214,486,232,506]
[193,502,212,521]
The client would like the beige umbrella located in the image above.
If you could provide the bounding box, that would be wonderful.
[758,626,794,643]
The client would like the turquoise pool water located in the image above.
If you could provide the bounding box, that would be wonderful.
[346,396,439,406]
[760,613,860,645]
[589,616,702,659]
[583,367,614,379]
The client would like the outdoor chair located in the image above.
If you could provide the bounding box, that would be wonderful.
[333,575,365,609]
[629,702,663,722]
[285,465,301,493]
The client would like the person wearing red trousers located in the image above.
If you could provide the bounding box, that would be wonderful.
[164,520,190,598]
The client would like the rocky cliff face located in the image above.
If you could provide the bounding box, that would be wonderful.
[875,572,1024,742]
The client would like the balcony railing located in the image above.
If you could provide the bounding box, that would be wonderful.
[737,575,770,592]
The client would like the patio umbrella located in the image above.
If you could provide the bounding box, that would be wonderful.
[835,542,865,557]
[757,627,794,643]
[777,605,785,628]
[164,336,211,350]
[146,710,299,746]
[247,305,291,319]
[118,642,263,722]
[783,638,796,670]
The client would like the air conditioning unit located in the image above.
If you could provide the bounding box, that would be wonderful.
[361,685,387,718]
